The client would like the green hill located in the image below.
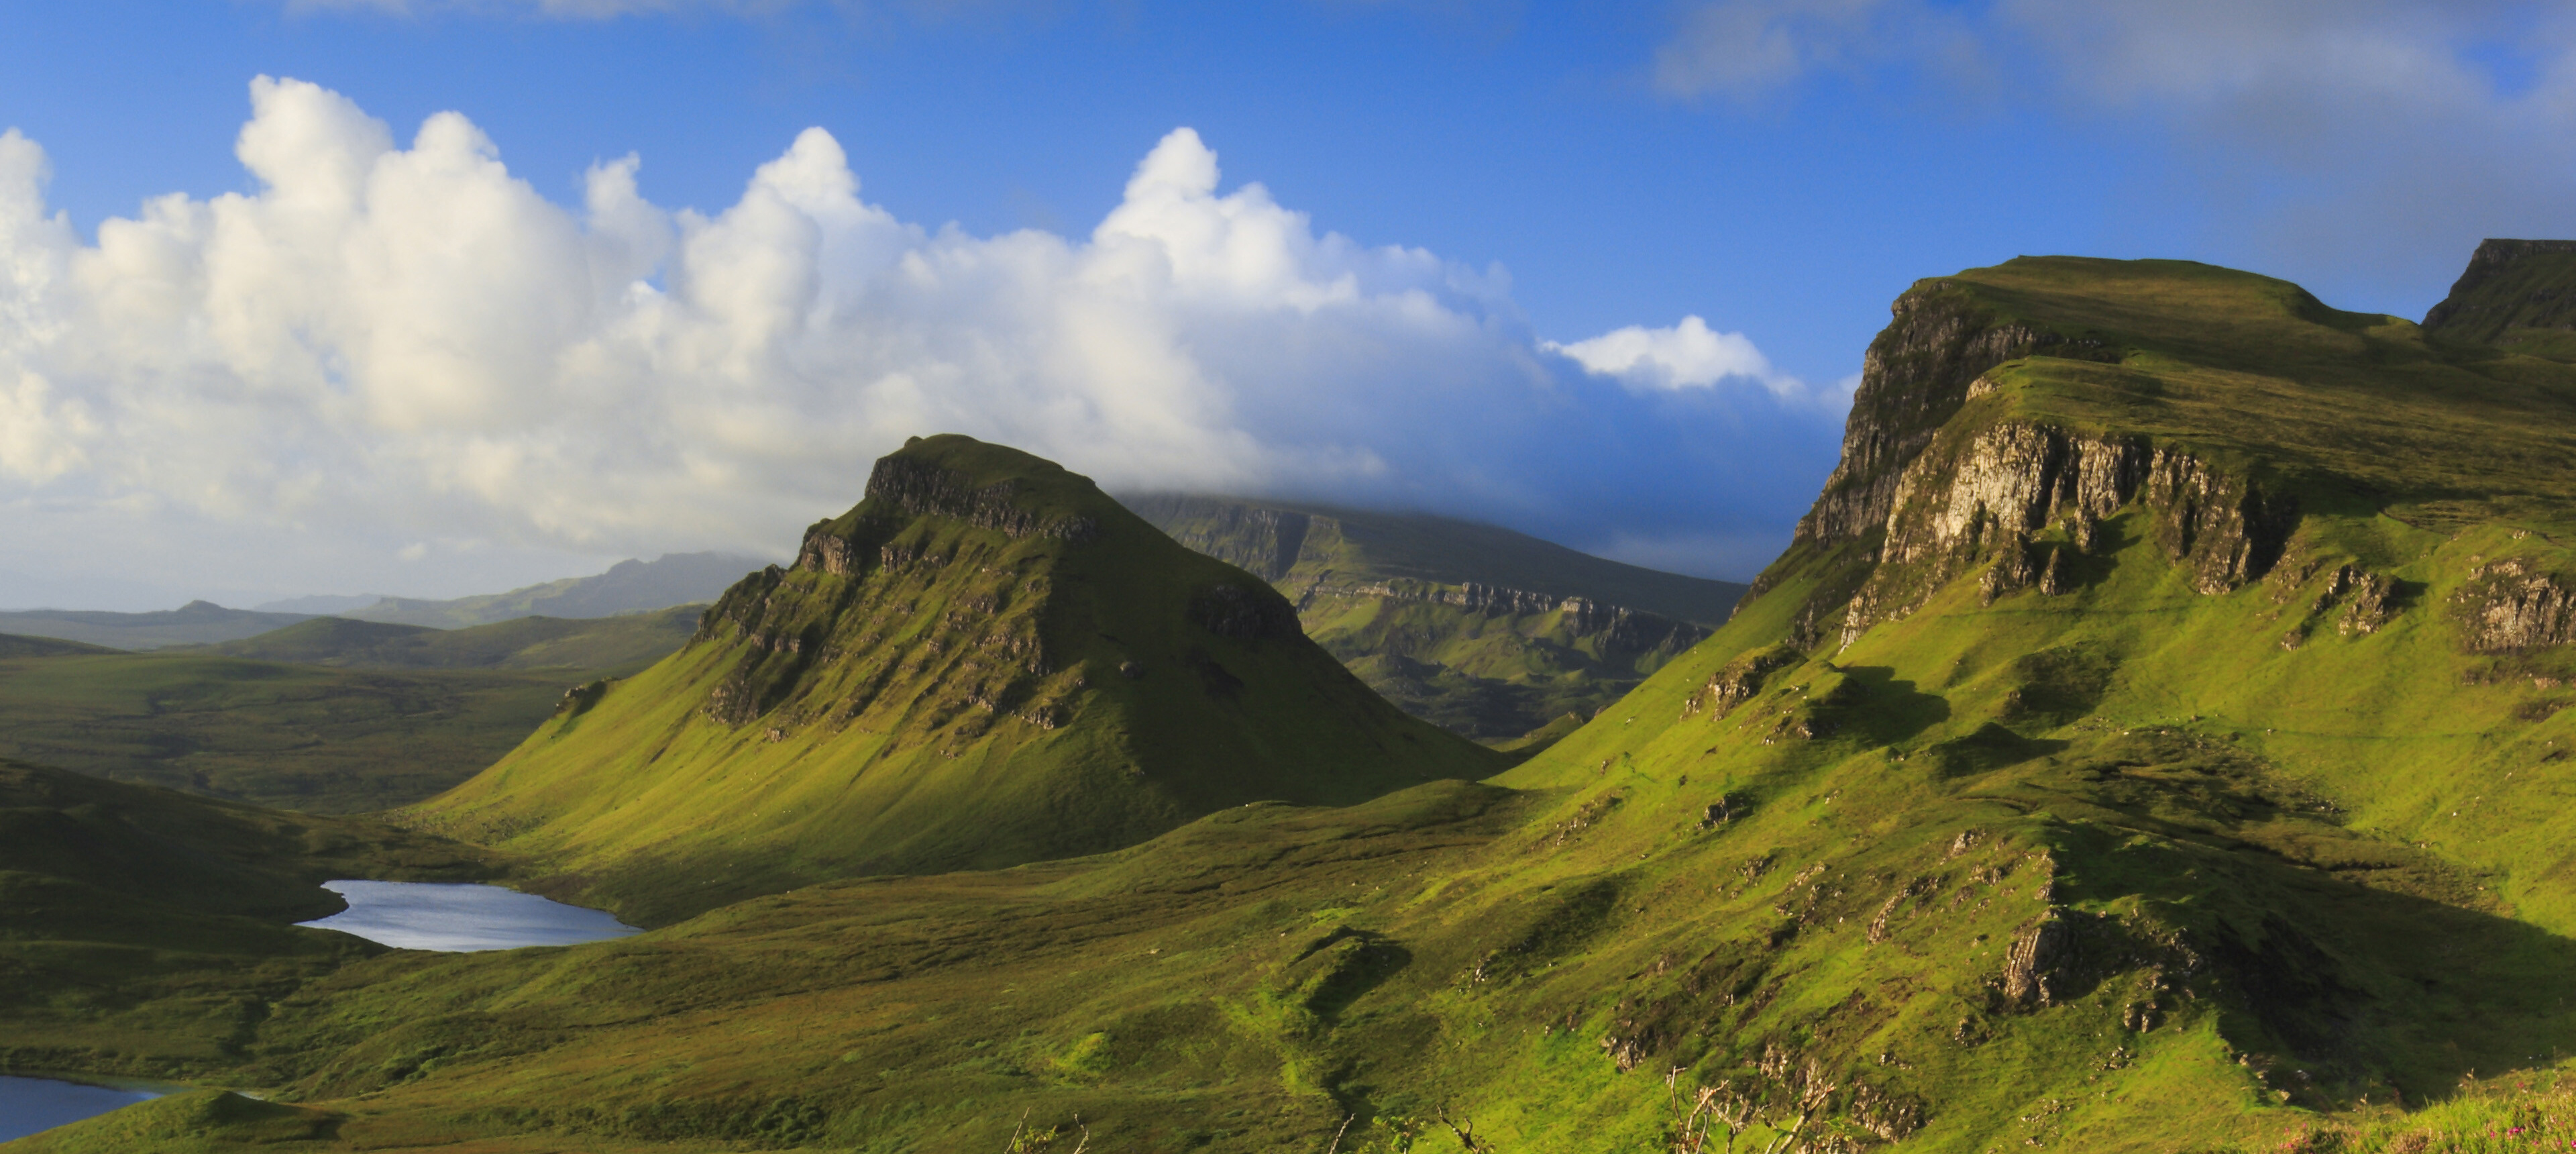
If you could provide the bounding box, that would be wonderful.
[0,758,486,1083]
[410,435,1505,923]
[36,251,2576,1153]
[195,607,696,676]
[1125,494,1744,741]
[0,602,314,650]
[345,553,763,629]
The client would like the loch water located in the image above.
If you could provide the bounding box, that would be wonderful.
[295,880,641,951]
[0,1076,159,1141]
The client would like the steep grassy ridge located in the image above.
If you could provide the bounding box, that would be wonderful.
[1128,495,1743,740]
[415,437,1503,923]
[0,759,488,1082]
[196,608,696,676]
[34,254,2576,1153]
[0,646,583,813]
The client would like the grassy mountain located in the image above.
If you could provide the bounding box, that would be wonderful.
[34,252,2576,1153]
[346,552,764,629]
[194,607,697,676]
[0,758,486,1084]
[1126,494,1746,741]
[0,602,314,650]
[0,640,592,813]
[411,436,1504,923]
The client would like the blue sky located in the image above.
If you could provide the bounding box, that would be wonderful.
[0,1,2569,607]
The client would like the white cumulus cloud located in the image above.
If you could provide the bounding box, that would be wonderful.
[1545,315,1794,395]
[0,77,1844,604]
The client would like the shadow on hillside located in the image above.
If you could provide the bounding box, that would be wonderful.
[1817,665,1949,747]
[2052,513,2133,592]
[2052,812,2576,1110]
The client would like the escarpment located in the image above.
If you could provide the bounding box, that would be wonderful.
[1836,420,2301,643]
[1791,281,2117,551]
[1742,258,2482,651]
[1124,492,1741,739]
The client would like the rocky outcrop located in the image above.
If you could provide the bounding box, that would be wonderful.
[2457,558,2576,651]
[2147,451,2300,595]
[2277,562,2399,646]
[854,455,1101,545]
[1838,420,2299,643]
[1792,282,2118,552]
[2001,913,2076,1006]
[1684,644,1801,719]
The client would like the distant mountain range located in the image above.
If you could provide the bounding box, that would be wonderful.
[1124,494,1748,739]
[0,552,765,650]
[337,552,767,628]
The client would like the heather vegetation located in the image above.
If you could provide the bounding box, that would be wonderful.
[17,248,2576,1151]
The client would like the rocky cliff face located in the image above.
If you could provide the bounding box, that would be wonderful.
[2455,557,2576,651]
[1792,282,2117,551]
[1125,495,1311,581]
[1829,417,2300,644]
[1124,493,1741,739]
[1756,266,2322,647]
[851,454,1102,544]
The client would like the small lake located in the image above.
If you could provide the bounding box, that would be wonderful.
[295,880,641,952]
[0,1076,160,1141]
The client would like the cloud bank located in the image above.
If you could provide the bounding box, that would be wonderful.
[0,78,1843,604]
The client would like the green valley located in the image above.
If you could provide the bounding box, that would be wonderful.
[28,246,2576,1153]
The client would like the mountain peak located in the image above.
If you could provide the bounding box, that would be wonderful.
[417,435,1500,921]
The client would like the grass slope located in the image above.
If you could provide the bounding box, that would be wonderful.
[35,255,2576,1153]
[194,607,696,676]
[413,436,1505,924]
[1128,494,1744,741]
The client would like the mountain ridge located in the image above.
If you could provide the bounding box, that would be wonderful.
[345,552,764,629]
[1126,493,1744,739]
